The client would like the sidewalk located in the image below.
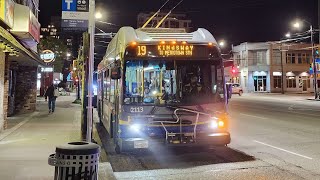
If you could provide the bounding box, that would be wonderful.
[0,94,82,180]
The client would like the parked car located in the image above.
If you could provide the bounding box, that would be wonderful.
[227,83,243,96]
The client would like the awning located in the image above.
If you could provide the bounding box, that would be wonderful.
[0,26,46,66]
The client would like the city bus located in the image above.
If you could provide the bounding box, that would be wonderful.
[97,27,231,153]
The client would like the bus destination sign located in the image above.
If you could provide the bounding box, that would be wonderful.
[137,44,194,57]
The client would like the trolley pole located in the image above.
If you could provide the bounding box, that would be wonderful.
[87,0,95,142]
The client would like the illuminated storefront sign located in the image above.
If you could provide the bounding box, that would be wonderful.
[40,50,55,63]
[41,67,54,72]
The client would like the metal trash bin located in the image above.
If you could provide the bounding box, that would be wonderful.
[48,142,100,180]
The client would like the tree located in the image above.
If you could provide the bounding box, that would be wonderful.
[38,37,68,73]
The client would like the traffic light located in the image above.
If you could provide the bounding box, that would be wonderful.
[231,66,237,74]
[310,63,313,71]
[315,48,319,57]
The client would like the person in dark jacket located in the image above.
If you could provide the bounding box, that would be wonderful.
[44,84,57,113]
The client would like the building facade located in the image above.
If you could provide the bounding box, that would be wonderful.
[232,42,319,93]
[0,0,43,132]
[137,12,192,32]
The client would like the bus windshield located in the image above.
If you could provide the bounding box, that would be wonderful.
[123,60,225,105]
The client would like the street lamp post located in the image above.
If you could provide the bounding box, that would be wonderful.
[280,44,284,94]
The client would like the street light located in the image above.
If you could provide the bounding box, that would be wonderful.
[292,19,318,99]
[95,12,102,19]
[293,22,300,29]
[285,33,291,38]
[219,40,225,48]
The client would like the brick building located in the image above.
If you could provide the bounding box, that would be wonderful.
[0,0,44,132]
[232,42,320,93]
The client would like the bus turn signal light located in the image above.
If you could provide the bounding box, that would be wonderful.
[218,121,224,127]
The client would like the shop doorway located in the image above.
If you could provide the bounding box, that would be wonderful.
[254,76,267,92]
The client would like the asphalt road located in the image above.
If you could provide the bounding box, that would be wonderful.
[98,93,320,180]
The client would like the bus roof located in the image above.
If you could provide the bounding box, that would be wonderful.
[98,27,218,70]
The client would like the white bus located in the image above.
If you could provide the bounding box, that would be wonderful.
[97,27,230,153]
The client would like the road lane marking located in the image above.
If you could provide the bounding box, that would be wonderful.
[253,140,313,160]
[239,113,268,120]
[288,104,313,111]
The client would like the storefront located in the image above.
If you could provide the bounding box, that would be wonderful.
[252,71,268,92]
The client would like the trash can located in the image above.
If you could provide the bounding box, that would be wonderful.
[48,142,100,180]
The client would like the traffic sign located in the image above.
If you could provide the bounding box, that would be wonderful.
[62,0,77,11]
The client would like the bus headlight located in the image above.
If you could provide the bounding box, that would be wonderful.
[209,117,225,129]
[209,121,218,129]
[129,124,141,132]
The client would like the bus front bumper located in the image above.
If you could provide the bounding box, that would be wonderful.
[118,132,231,150]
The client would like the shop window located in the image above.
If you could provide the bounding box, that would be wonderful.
[286,76,296,88]
[273,76,282,88]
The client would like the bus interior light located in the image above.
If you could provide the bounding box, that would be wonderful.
[131,41,137,46]
[208,42,213,46]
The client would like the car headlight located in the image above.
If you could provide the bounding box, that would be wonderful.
[129,124,141,132]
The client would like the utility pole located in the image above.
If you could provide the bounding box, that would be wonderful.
[86,0,95,142]
[280,44,285,94]
[311,25,318,99]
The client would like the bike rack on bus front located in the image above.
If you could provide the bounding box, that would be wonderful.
[155,108,212,144]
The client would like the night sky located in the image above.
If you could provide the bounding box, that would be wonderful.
[39,0,318,46]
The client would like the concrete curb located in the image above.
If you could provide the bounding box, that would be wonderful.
[0,112,39,141]
[92,111,116,179]
[99,162,117,180]
[307,98,320,101]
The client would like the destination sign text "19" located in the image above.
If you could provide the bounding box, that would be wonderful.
[137,45,194,57]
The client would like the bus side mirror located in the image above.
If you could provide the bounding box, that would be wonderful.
[111,67,121,79]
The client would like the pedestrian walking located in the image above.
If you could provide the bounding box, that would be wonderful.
[44,84,59,113]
